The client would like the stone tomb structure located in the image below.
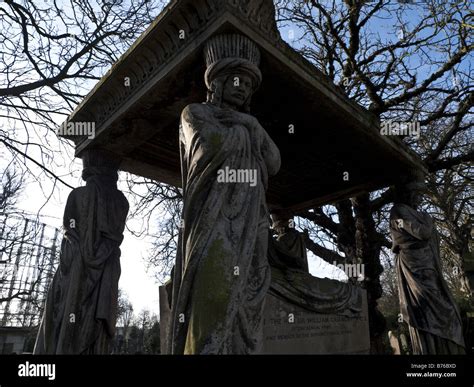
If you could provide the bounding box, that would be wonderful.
[50,0,425,354]
[159,285,369,354]
[263,292,369,354]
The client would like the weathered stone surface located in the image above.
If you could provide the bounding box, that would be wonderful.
[161,276,370,355]
[61,0,425,211]
[264,222,369,355]
[159,286,171,354]
[390,179,465,354]
[168,34,280,354]
[34,149,129,354]
[263,291,370,354]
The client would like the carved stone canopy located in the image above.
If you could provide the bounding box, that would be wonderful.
[61,0,424,212]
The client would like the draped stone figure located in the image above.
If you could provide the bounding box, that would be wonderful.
[268,214,363,316]
[34,150,129,354]
[169,34,281,354]
[271,213,309,273]
[389,179,465,354]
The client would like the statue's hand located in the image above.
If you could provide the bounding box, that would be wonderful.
[214,109,236,127]
[237,112,259,130]
[214,109,258,131]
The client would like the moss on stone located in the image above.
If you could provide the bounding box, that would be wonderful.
[185,238,232,353]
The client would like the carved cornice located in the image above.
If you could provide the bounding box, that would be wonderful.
[225,0,279,39]
[67,0,282,144]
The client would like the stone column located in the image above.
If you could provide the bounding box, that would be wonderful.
[34,149,129,354]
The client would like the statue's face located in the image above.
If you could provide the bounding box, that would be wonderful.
[221,73,253,109]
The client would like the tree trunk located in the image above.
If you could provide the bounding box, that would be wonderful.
[352,193,386,354]
[335,199,357,263]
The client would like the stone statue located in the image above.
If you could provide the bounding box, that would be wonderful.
[34,149,129,354]
[271,212,309,273]
[168,34,281,354]
[268,214,363,316]
[389,178,465,354]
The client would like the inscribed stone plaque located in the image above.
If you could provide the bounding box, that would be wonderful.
[263,290,370,354]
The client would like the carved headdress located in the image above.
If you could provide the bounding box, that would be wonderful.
[204,34,262,91]
[393,171,426,206]
[81,148,120,181]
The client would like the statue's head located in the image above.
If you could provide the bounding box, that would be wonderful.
[271,210,294,236]
[81,148,120,182]
[394,173,426,208]
[204,34,262,112]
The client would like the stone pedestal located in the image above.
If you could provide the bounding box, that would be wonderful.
[263,290,370,354]
[160,285,370,354]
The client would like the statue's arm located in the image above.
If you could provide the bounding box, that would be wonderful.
[62,189,78,229]
[91,193,128,268]
[180,104,228,152]
[62,189,83,240]
[390,205,433,241]
[93,238,121,265]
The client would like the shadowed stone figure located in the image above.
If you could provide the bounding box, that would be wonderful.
[169,34,281,354]
[389,179,465,354]
[271,212,309,273]
[34,150,129,354]
[268,214,363,316]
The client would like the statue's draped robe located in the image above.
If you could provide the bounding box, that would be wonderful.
[170,102,280,354]
[390,203,465,354]
[268,234,363,316]
[275,228,309,272]
[34,174,129,354]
